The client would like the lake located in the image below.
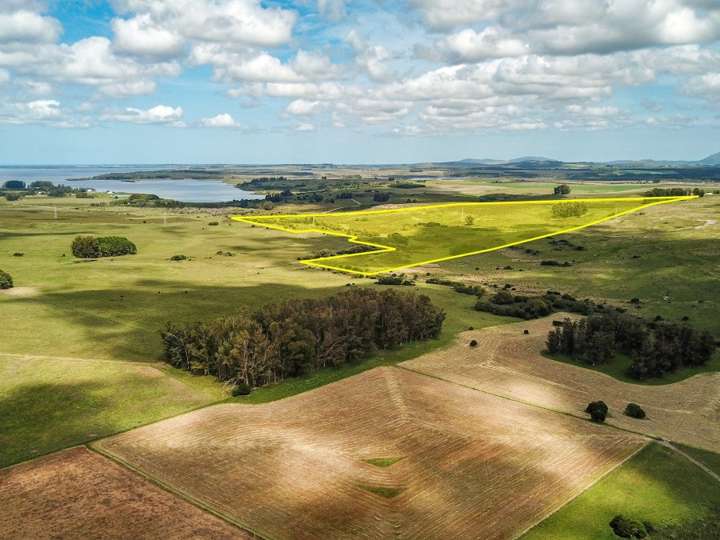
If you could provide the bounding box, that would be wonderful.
[0,166,263,203]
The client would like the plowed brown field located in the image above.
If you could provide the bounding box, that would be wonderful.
[403,315,720,452]
[95,367,643,540]
[0,447,248,540]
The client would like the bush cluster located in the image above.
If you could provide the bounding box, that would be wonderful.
[0,269,13,289]
[609,515,648,538]
[475,290,599,320]
[376,274,414,286]
[161,288,445,389]
[72,236,137,258]
[547,312,716,379]
[426,277,485,296]
[551,201,588,218]
[645,187,704,198]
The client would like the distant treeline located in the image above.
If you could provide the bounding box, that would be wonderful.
[161,288,445,388]
[547,312,716,379]
[644,187,705,197]
[1,180,87,199]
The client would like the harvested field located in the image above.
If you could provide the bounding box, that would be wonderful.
[0,447,248,540]
[403,315,720,452]
[96,367,643,540]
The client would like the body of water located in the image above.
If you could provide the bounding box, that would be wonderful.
[0,165,263,203]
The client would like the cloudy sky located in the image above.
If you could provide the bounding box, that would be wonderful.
[1,0,719,164]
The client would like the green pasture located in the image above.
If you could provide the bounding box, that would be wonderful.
[523,443,720,540]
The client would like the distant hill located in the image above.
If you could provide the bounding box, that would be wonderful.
[699,152,720,166]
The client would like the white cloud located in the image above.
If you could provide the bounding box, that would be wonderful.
[441,28,529,61]
[347,30,394,81]
[286,99,321,115]
[113,0,296,47]
[200,113,241,128]
[112,14,185,59]
[0,9,61,43]
[105,104,183,124]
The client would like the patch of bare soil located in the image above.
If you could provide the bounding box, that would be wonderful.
[0,447,248,540]
[0,286,40,298]
[96,367,643,540]
[403,315,720,452]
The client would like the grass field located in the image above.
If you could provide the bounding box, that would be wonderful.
[95,367,643,540]
[403,316,720,453]
[442,195,720,334]
[427,179,720,197]
[522,443,720,540]
[0,447,247,539]
[235,196,691,275]
[0,354,227,467]
[0,195,512,467]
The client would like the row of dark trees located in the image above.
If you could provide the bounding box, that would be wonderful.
[161,288,445,388]
[547,312,716,379]
[645,187,705,197]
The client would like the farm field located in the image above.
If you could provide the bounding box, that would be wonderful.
[95,367,644,540]
[0,447,247,540]
[427,179,720,197]
[522,443,720,540]
[235,196,691,276]
[0,353,226,467]
[403,316,720,452]
[441,195,720,334]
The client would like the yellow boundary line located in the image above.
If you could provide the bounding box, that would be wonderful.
[232,196,696,277]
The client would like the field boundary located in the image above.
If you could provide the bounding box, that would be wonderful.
[89,444,268,539]
[232,196,695,276]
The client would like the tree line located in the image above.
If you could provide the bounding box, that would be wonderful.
[547,312,716,379]
[161,288,445,389]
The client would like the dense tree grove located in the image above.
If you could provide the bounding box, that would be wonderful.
[161,288,445,388]
[72,236,137,258]
[547,312,716,379]
[0,269,13,289]
[475,290,602,319]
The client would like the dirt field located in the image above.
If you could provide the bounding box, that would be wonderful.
[403,315,720,452]
[96,367,643,540]
[0,447,248,540]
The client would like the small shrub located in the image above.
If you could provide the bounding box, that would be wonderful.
[12,252,24,257]
[170,254,188,261]
[232,383,252,396]
[72,236,100,258]
[208,221,219,226]
[4,192,22,201]
[0,269,13,289]
[97,236,137,257]
[552,201,588,218]
[586,400,608,423]
[609,515,647,538]
[376,275,414,286]
[469,339,478,347]
[624,403,646,419]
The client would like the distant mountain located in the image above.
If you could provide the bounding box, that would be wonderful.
[508,156,558,164]
[699,152,720,166]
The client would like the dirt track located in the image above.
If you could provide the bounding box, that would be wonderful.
[403,315,720,452]
[95,367,642,540]
[0,447,248,540]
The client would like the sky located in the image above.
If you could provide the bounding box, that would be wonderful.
[0,0,719,164]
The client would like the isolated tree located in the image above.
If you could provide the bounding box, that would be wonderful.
[624,403,646,419]
[554,184,571,195]
[585,400,608,423]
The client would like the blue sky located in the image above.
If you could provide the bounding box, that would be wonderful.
[1,0,719,164]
